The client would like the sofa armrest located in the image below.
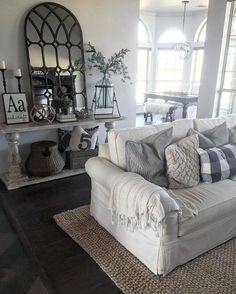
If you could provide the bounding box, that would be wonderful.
[86,157,179,216]
[86,157,179,239]
[98,143,110,161]
[85,157,125,191]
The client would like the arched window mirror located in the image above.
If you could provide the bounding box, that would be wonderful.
[24,2,87,114]
[155,29,185,93]
[136,19,152,104]
[190,19,207,94]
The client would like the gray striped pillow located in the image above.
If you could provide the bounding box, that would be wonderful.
[198,144,236,183]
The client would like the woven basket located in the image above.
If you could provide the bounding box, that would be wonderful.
[66,149,98,169]
[26,141,65,177]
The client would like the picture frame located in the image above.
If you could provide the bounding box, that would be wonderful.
[2,93,30,125]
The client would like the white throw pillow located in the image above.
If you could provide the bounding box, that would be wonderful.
[69,126,99,151]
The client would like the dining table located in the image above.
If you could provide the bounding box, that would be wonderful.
[144,92,198,119]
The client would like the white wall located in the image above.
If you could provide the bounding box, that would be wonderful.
[0,0,139,173]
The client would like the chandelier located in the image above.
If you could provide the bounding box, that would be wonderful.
[174,1,193,59]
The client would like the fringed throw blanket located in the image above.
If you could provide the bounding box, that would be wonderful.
[108,172,179,233]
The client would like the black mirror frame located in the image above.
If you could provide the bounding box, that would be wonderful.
[24,2,88,112]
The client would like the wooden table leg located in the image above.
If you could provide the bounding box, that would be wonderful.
[182,104,188,119]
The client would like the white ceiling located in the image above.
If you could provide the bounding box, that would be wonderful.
[140,0,209,13]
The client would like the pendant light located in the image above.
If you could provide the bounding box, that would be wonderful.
[174,0,193,59]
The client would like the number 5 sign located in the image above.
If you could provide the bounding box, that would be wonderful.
[2,93,30,124]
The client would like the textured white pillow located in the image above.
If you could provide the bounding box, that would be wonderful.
[69,126,99,151]
[165,135,200,189]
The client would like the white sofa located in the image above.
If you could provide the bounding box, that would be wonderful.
[85,115,236,276]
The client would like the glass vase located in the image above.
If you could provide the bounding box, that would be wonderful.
[95,76,114,109]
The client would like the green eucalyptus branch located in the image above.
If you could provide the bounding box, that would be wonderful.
[74,42,131,83]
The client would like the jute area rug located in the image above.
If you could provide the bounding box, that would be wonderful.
[54,206,236,294]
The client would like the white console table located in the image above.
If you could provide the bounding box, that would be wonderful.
[0,116,124,190]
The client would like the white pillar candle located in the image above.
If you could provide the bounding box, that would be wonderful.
[0,60,6,69]
[14,68,22,77]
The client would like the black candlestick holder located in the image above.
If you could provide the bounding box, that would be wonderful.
[15,76,22,93]
[0,69,7,93]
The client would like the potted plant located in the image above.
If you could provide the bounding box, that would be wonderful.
[74,43,131,116]
[52,97,73,115]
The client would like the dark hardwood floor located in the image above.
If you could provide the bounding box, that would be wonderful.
[0,174,122,294]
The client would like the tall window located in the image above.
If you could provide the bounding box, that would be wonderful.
[194,19,207,43]
[136,20,151,104]
[190,19,207,94]
[159,29,185,43]
[155,30,185,92]
[218,2,236,116]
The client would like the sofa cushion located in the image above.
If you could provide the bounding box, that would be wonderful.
[167,119,194,141]
[188,122,229,149]
[126,128,173,187]
[194,117,225,132]
[194,114,236,131]
[168,179,236,236]
[224,113,236,128]
[108,119,194,169]
[165,135,200,188]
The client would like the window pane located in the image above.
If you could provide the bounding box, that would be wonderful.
[137,50,148,80]
[155,49,184,92]
[225,53,236,72]
[224,71,236,89]
[228,38,236,54]
[230,10,236,35]
[136,81,146,104]
[219,92,236,116]
[138,20,149,43]
[198,24,206,43]
[190,49,204,94]
[155,81,183,93]
[159,30,185,43]
[194,50,204,82]
[136,49,150,104]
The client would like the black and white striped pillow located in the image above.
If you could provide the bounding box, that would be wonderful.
[198,144,236,183]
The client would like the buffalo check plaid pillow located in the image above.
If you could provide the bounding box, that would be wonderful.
[198,144,236,183]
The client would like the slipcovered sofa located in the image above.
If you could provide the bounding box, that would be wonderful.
[85,115,236,276]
